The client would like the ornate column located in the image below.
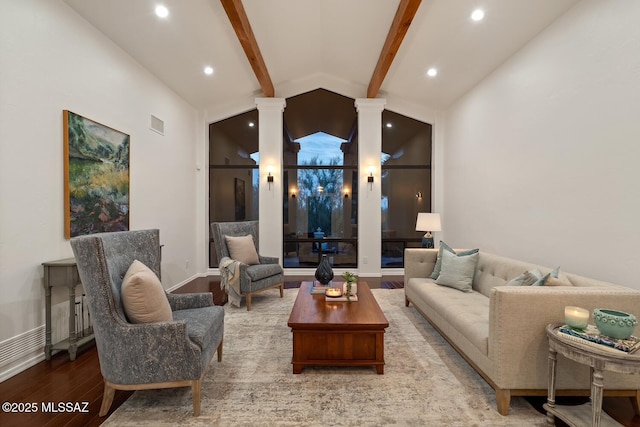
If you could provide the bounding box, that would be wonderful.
[256,97,286,262]
[355,98,386,276]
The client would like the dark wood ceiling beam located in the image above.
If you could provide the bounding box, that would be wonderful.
[220,0,275,97]
[367,0,422,98]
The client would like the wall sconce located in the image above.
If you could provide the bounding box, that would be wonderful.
[344,189,349,199]
[267,166,274,190]
[416,191,423,200]
[291,188,297,199]
[367,166,374,190]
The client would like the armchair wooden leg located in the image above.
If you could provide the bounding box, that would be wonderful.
[217,339,223,362]
[405,296,410,307]
[496,388,511,416]
[191,379,202,416]
[632,390,640,415]
[279,284,284,298]
[246,294,252,311]
[98,381,116,417]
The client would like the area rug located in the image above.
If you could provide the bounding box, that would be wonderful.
[104,289,546,426]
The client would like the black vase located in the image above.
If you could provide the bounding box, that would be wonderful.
[315,255,334,285]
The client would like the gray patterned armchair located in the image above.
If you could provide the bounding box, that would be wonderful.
[70,229,224,417]
[211,221,284,310]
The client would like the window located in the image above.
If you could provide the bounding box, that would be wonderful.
[282,89,358,268]
[208,110,259,267]
[381,110,432,268]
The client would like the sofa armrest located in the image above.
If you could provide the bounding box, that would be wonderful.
[404,249,438,284]
[489,286,640,389]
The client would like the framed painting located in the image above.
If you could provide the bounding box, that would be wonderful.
[63,110,130,238]
[234,178,245,220]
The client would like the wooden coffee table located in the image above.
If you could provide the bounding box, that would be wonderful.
[287,281,389,374]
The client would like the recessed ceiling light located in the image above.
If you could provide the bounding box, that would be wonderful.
[155,5,169,18]
[386,123,393,128]
[471,9,485,21]
[248,122,255,127]
[204,66,214,75]
[426,68,438,77]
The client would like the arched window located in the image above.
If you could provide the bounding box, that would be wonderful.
[282,90,357,268]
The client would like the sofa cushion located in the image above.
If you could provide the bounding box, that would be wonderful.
[544,275,572,286]
[430,241,479,279]
[410,280,489,355]
[225,235,260,265]
[435,249,479,292]
[121,260,173,324]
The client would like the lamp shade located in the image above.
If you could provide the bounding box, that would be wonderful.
[416,213,441,232]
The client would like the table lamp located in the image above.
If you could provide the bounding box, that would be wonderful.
[416,213,441,248]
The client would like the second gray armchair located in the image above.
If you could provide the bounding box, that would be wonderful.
[211,220,284,310]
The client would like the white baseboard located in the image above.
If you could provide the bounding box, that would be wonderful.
[165,272,207,293]
[0,353,45,383]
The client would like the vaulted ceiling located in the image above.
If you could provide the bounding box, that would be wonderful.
[64,0,578,111]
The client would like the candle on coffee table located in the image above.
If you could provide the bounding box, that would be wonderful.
[564,306,589,329]
[326,287,342,297]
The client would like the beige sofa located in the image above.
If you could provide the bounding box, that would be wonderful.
[404,248,640,415]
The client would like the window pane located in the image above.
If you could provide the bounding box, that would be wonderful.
[284,167,357,268]
[381,110,432,268]
[209,110,259,267]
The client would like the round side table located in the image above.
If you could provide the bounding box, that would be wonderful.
[544,323,640,427]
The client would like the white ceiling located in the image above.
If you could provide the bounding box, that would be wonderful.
[63,0,579,111]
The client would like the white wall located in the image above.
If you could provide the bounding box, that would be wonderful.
[0,0,199,377]
[443,1,640,289]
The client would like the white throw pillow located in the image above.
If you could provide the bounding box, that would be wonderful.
[121,260,173,324]
[225,235,260,265]
[434,249,479,292]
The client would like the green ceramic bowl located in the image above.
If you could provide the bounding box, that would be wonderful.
[593,308,638,340]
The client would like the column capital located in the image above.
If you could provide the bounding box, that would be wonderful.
[255,97,286,112]
[355,98,386,113]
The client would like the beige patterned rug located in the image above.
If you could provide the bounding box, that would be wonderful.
[104,289,546,426]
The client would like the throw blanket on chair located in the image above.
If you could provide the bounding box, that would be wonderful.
[220,257,243,308]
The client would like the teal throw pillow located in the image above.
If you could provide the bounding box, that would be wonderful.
[507,266,565,286]
[434,249,479,292]
[506,269,542,286]
[430,241,479,280]
[532,266,561,286]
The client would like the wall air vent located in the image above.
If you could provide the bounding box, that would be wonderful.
[150,115,165,135]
